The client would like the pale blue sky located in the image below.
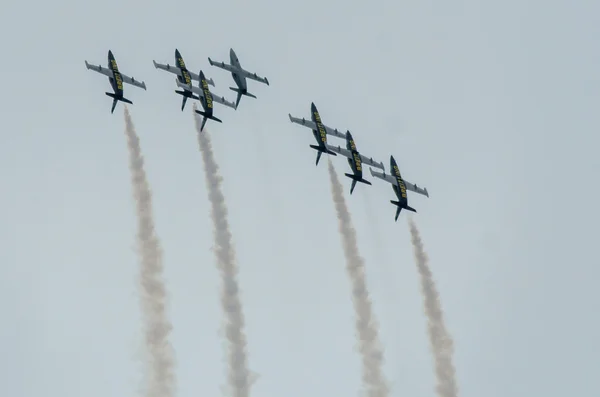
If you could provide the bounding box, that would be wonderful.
[1,1,599,397]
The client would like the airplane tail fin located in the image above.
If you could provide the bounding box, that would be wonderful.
[390,200,416,221]
[229,87,257,108]
[394,206,402,221]
[234,90,243,109]
[105,92,132,113]
[195,109,222,131]
[309,144,336,166]
[344,173,372,194]
[174,90,200,111]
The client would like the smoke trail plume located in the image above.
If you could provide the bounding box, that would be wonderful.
[408,218,458,397]
[123,106,176,397]
[326,159,389,397]
[192,104,251,397]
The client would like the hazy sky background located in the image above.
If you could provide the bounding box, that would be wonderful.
[1,1,599,397]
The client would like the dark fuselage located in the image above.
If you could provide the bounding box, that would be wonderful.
[107,51,124,97]
[390,156,409,206]
[198,71,214,115]
[345,132,363,179]
[175,49,194,96]
[310,102,328,149]
[229,48,248,92]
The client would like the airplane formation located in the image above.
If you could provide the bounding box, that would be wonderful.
[85,49,430,221]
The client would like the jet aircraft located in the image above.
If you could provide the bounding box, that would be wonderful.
[326,131,385,194]
[369,155,429,221]
[153,49,216,111]
[288,102,346,165]
[85,50,147,113]
[175,70,237,131]
[208,48,269,108]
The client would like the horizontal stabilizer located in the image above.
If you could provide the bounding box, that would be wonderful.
[389,200,415,221]
[230,87,257,99]
[309,144,337,157]
[105,92,132,113]
[195,110,222,123]
[345,173,372,194]
[309,144,335,166]
[229,87,257,108]
[174,90,200,100]
[344,173,372,185]
[105,92,132,104]
[195,109,222,132]
[390,200,417,212]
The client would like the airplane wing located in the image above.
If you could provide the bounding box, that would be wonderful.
[369,168,397,185]
[359,154,385,171]
[153,60,183,76]
[370,168,430,198]
[404,180,430,198]
[175,78,204,97]
[325,145,385,171]
[211,93,237,109]
[120,72,147,90]
[175,79,235,109]
[85,61,113,78]
[176,79,205,98]
[208,59,237,73]
[208,58,269,85]
[288,114,317,129]
[325,144,353,158]
[153,61,215,86]
[237,68,269,85]
[288,114,346,139]
[188,71,216,86]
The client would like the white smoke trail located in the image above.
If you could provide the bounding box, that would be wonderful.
[123,106,176,397]
[192,104,251,397]
[408,217,458,397]
[327,159,389,397]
